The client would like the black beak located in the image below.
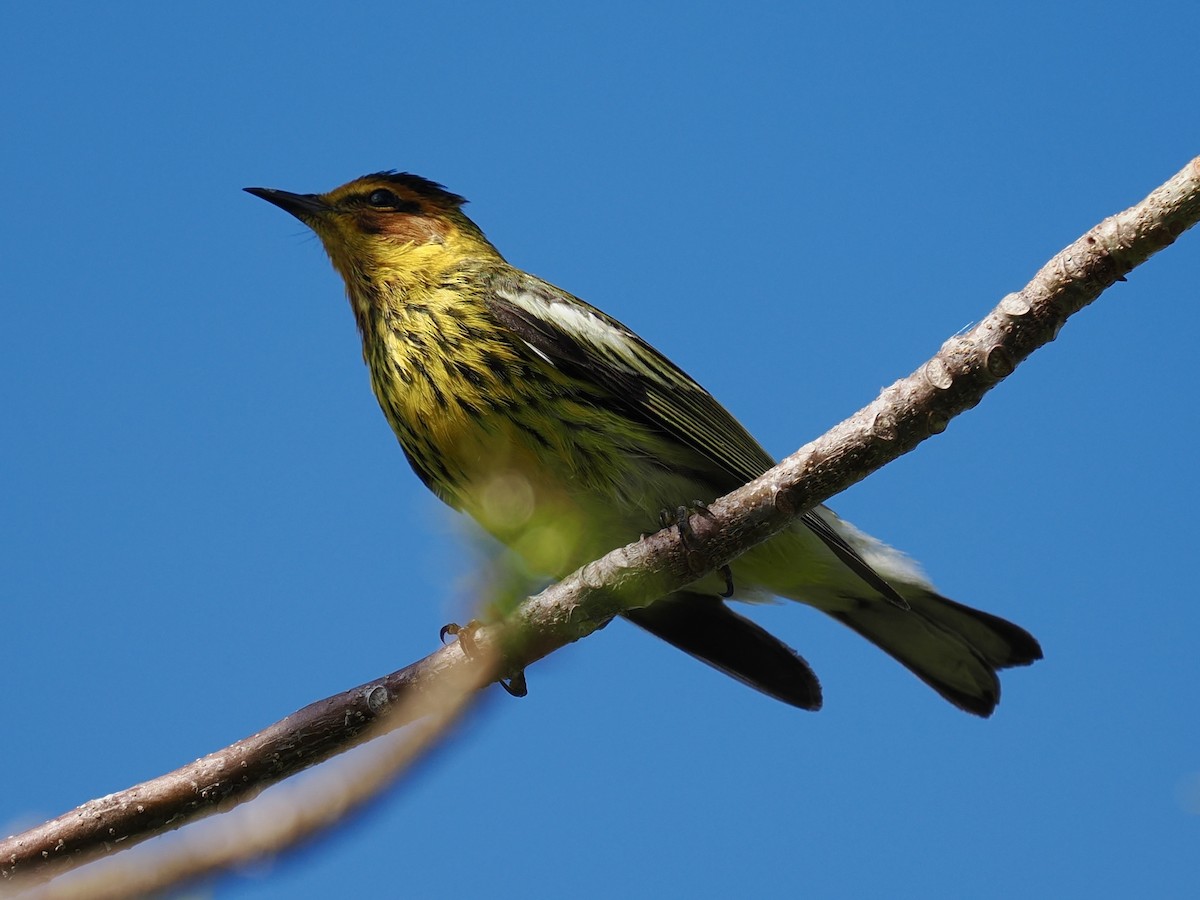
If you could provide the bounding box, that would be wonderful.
[244,187,328,220]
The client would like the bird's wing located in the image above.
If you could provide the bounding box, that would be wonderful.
[487,270,774,488]
[485,271,908,608]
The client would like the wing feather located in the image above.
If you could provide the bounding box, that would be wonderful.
[485,270,907,606]
[488,271,772,488]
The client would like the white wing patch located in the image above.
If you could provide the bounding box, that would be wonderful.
[497,287,640,369]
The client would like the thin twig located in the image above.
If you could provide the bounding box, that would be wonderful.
[13,644,494,900]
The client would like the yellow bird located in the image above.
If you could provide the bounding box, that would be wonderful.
[247,172,1041,715]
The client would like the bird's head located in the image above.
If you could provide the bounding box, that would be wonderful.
[245,172,499,289]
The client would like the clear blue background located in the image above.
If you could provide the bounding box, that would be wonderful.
[3,2,1198,897]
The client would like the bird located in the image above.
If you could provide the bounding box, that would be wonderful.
[246,171,1042,716]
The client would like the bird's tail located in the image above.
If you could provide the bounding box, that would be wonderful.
[624,592,823,710]
[820,588,1043,716]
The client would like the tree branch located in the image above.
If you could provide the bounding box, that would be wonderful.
[4,156,1197,893]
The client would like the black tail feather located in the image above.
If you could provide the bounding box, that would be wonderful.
[922,592,1043,670]
[624,592,822,710]
[823,590,1043,717]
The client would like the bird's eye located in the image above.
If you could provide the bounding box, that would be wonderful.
[367,189,401,207]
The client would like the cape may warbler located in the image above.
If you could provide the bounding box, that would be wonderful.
[246,172,1041,715]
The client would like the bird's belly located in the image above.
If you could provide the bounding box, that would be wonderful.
[436,413,718,581]
[444,419,850,606]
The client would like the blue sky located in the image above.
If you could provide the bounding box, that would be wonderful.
[3,2,1198,897]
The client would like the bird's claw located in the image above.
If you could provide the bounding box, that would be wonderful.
[718,564,735,598]
[439,619,529,699]
[439,619,483,655]
[499,671,528,697]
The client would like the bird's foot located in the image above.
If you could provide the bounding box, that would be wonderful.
[439,619,529,698]
[657,501,735,597]
[439,618,483,651]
